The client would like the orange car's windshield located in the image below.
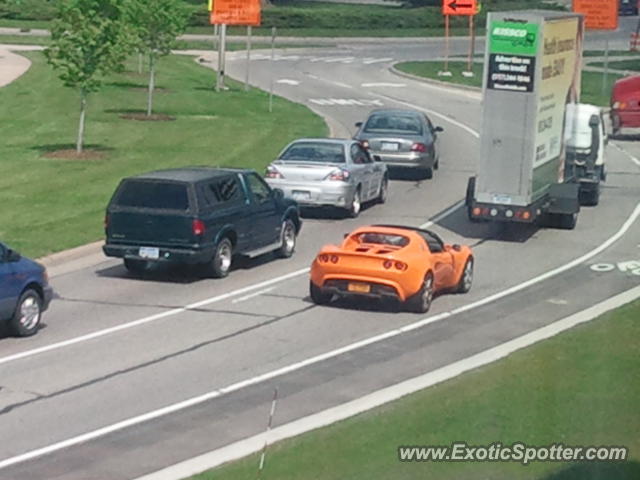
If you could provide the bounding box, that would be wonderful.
[353,232,410,247]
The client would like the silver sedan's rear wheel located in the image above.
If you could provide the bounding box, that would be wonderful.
[377,177,388,204]
[348,188,361,218]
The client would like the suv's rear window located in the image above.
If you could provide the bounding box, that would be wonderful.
[115,180,190,210]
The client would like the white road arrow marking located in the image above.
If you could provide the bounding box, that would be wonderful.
[363,57,393,64]
[361,82,406,88]
[277,79,300,85]
[617,260,640,275]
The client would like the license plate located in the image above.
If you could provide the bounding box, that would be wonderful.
[292,190,311,201]
[139,247,160,259]
[492,194,512,205]
[348,282,371,293]
[381,142,399,151]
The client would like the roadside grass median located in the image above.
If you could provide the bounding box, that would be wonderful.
[394,61,623,106]
[0,52,326,258]
[192,299,640,480]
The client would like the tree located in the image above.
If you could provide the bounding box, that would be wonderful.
[126,0,189,116]
[45,0,132,153]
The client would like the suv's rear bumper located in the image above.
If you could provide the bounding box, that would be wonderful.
[103,244,214,264]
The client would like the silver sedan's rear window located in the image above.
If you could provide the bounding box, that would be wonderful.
[279,142,346,163]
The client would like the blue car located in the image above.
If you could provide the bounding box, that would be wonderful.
[0,242,53,336]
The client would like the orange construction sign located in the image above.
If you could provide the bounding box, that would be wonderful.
[573,0,618,30]
[442,0,477,16]
[211,0,261,26]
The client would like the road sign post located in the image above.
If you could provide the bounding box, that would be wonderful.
[572,0,618,101]
[210,0,261,92]
[245,26,252,92]
[440,0,478,77]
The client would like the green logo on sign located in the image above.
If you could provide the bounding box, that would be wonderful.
[489,21,539,55]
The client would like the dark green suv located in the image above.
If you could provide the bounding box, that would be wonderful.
[103,167,302,277]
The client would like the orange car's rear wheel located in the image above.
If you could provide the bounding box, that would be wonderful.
[405,272,434,314]
[456,257,474,293]
[310,281,332,305]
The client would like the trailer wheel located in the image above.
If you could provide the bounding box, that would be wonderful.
[465,177,480,223]
[559,213,578,230]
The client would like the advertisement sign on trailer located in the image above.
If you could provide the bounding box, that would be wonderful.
[211,0,261,26]
[572,0,618,30]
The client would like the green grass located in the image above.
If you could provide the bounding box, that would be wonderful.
[584,50,640,57]
[0,53,326,257]
[0,35,323,51]
[588,59,640,72]
[394,61,622,106]
[192,299,640,480]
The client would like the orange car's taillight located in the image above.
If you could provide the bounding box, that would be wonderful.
[383,260,393,269]
[330,255,339,264]
[394,261,407,271]
[318,254,329,263]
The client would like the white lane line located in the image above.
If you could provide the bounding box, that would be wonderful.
[363,57,394,65]
[324,57,355,64]
[2,201,638,472]
[0,268,311,367]
[276,79,300,85]
[371,92,480,139]
[231,287,275,304]
[611,142,640,167]
[361,82,406,88]
[134,283,640,480]
[420,200,465,228]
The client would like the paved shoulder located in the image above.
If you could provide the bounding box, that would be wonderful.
[0,45,43,88]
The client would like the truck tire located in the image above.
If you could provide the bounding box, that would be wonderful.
[582,186,600,207]
[560,213,578,230]
[424,167,434,180]
[9,289,42,337]
[209,237,233,278]
[466,177,480,222]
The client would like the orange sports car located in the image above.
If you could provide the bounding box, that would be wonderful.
[309,225,474,313]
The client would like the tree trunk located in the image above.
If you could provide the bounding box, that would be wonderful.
[76,88,87,153]
[147,54,155,117]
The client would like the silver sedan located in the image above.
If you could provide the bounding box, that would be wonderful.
[265,138,388,218]
[353,109,443,179]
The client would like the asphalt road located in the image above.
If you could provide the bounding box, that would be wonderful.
[1,33,640,479]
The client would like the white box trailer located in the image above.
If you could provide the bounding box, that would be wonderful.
[466,10,587,229]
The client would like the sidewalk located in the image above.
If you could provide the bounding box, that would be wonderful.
[0,44,42,87]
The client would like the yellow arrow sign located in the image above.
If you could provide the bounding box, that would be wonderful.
[208,0,213,12]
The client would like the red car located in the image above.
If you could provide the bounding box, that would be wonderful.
[611,75,640,136]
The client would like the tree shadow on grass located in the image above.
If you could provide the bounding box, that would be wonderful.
[30,144,114,154]
[542,461,640,480]
[105,80,146,89]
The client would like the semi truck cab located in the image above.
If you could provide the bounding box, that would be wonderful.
[564,103,607,206]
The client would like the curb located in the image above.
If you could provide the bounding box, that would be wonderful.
[389,63,482,95]
[37,241,106,277]
[134,283,640,480]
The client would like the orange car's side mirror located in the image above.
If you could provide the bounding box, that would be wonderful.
[452,244,462,252]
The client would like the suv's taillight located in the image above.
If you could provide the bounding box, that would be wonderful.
[265,165,284,179]
[104,214,110,231]
[326,168,351,181]
[192,219,205,236]
[411,142,428,153]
